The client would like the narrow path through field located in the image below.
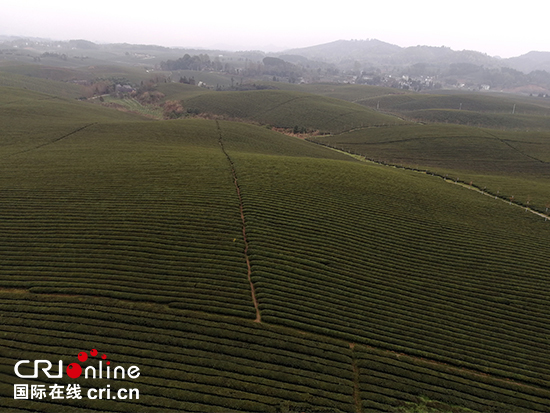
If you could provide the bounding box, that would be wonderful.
[307,139,550,221]
[254,96,306,119]
[481,128,547,163]
[3,123,97,158]
[216,120,261,322]
[445,179,550,219]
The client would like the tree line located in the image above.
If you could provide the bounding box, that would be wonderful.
[160,54,219,71]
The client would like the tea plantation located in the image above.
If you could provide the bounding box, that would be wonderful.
[1,86,550,412]
[180,89,405,133]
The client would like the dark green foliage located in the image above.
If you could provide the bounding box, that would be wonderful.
[407,109,550,129]
[358,93,550,116]
[182,89,404,133]
[313,122,550,211]
[225,148,550,410]
[0,71,85,99]
[1,83,550,412]
[0,294,355,412]
[160,54,213,71]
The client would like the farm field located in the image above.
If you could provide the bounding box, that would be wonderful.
[156,82,221,101]
[255,81,403,102]
[353,92,550,129]
[313,122,550,212]
[1,80,550,412]
[180,89,406,133]
[0,62,155,85]
[0,71,85,99]
[357,93,550,116]
[167,69,235,88]
[401,109,550,129]
[99,96,164,119]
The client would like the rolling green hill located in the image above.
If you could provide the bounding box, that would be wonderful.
[156,82,217,101]
[1,83,550,412]
[0,60,154,84]
[313,122,550,212]
[253,82,403,102]
[168,69,234,88]
[0,62,94,82]
[357,92,550,129]
[405,109,550,129]
[0,70,85,99]
[358,93,550,115]
[0,86,145,123]
[181,89,405,133]
[313,89,550,213]
[0,86,148,157]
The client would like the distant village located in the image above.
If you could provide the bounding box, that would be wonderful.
[2,37,550,96]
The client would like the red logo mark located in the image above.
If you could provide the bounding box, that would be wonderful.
[66,349,108,379]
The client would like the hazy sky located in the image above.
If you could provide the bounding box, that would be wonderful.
[1,0,547,57]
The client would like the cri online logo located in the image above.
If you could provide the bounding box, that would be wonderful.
[68,349,109,379]
[14,349,140,380]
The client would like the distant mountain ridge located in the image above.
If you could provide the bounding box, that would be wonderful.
[283,39,550,74]
[2,35,550,92]
[2,34,550,74]
[285,39,402,60]
[506,51,550,73]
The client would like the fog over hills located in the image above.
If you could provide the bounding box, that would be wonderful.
[2,35,550,94]
[3,34,549,73]
[283,39,550,74]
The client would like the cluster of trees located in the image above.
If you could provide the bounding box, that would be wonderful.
[434,65,550,92]
[161,100,184,119]
[160,54,218,71]
[260,57,304,82]
[160,54,307,83]
[179,76,196,85]
[40,52,68,61]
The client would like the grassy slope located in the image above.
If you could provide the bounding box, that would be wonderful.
[313,87,550,212]
[182,89,405,133]
[0,61,145,80]
[357,92,550,129]
[0,62,92,82]
[156,82,215,101]
[300,83,403,102]
[314,123,550,211]
[358,93,550,115]
[255,81,404,102]
[1,86,550,412]
[169,69,234,88]
[405,109,550,129]
[0,71,85,99]
[0,86,148,157]
[0,117,358,412]
[0,86,145,122]
[228,147,550,412]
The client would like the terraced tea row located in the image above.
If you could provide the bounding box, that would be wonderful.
[317,124,550,171]
[313,123,550,211]
[226,152,550,391]
[3,113,550,411]
[183,89,405,133]
[0,121,256,319]
[0,293,355,412]
[3,292,549,412]
[357,92,550,116]
[0,71,85,99]
[356,346,550,412]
